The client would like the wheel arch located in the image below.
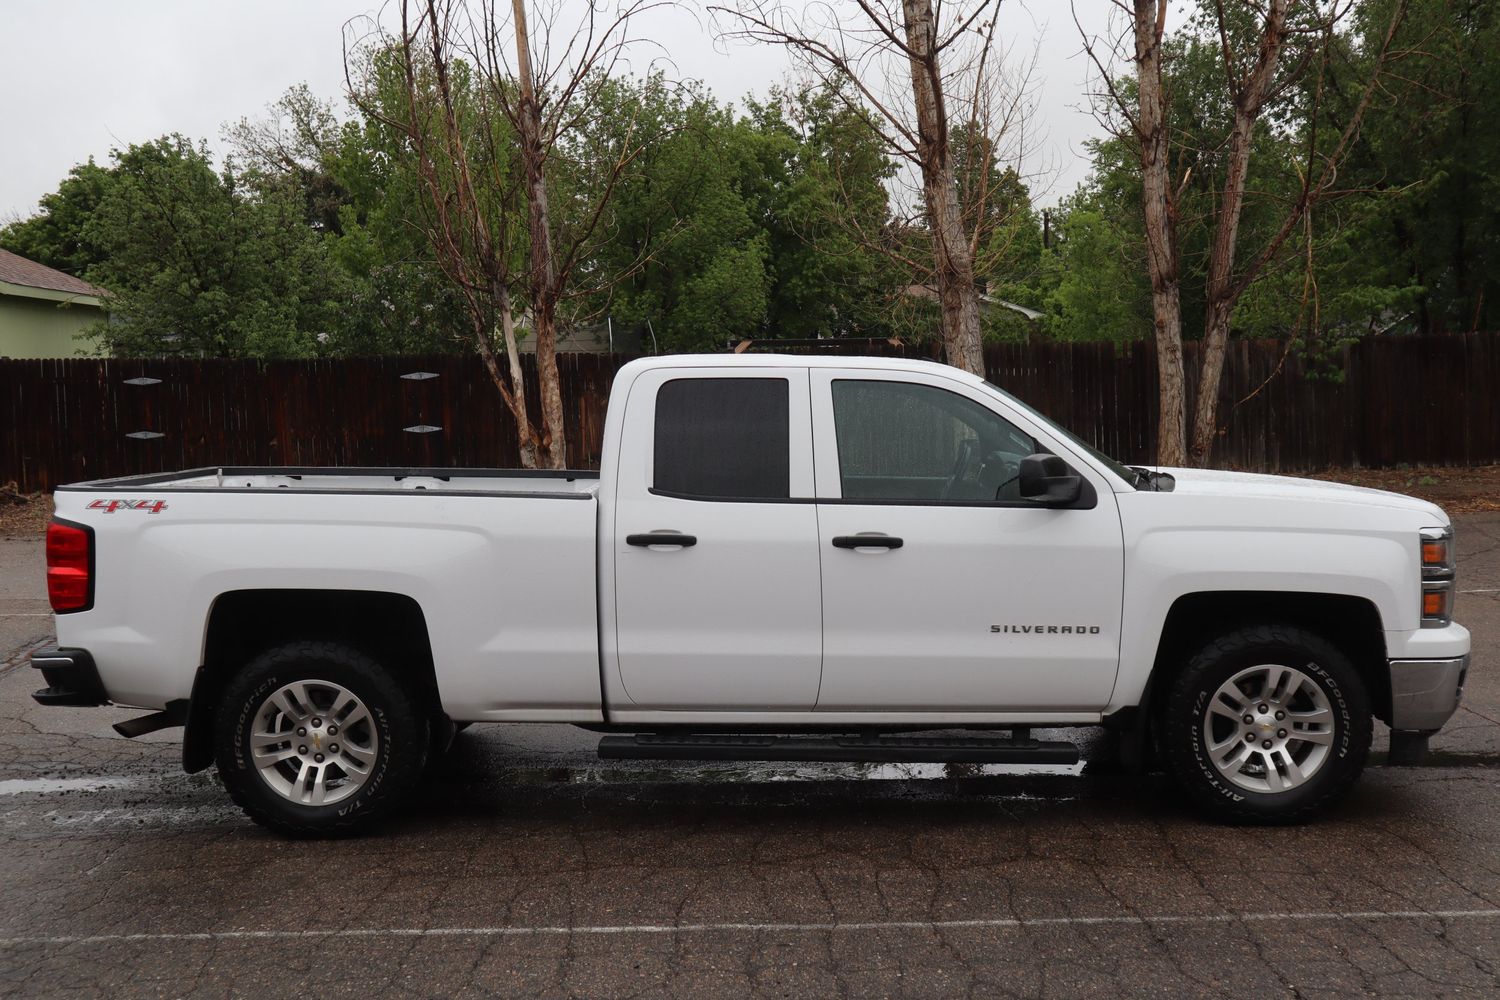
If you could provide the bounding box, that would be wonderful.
[182,589,439,773]
[1143,591,1390,730]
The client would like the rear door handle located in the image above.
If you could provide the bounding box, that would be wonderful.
[832,534,903,550]
[627,532,697,548]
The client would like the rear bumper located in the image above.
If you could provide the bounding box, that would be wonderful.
[1389,654,1469,732]
[29,647,109,707]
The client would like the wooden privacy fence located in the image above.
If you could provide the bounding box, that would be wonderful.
[0,353,622,493]
[3,333,1499,492]
[976,332,1500,473]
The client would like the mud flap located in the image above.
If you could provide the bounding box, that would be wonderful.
[181,666,216,773]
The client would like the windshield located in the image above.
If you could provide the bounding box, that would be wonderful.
[980,380,1138,489]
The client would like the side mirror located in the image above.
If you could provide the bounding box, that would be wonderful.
[1018,453,1082,507]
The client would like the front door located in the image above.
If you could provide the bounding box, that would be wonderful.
[611,366,823,711]
[810,368,1124,715]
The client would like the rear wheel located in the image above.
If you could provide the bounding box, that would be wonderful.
[215,641,429,837]
[1163,624,1370,824]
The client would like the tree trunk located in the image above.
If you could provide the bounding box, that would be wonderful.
[1189,113,1256,467]
[1134,0,1186,466]
[902,0,984,377]
[1188,0,1289,467]
[496,281,540,469]
[925,168,986,377]
[512,0,568,470]
[1189,306,1232,467]
[533,298,567,468]
[476,340,540,469]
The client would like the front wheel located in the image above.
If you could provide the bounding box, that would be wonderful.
[1163,624,1371,824]
[215,641,429,837]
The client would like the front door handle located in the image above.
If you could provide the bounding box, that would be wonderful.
[627,532,698,548]
[832,534,903,550]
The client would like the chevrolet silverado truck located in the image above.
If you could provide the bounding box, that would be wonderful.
[32,355,1471,835]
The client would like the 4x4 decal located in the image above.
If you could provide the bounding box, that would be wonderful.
[88,499,169,514]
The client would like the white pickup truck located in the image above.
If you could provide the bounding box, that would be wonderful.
[33,355,1470,835]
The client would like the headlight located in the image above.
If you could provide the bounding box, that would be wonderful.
[1421,526,1455,628]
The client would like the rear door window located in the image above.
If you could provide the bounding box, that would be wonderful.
[653,378,790,499]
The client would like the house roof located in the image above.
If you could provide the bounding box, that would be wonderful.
[0,248,104,302]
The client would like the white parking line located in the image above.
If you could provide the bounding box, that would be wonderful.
[1460,588,1500,594]
[0,777,142,796]
[2,908,1499,948]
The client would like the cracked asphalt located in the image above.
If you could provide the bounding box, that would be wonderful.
[0,517,1498,997]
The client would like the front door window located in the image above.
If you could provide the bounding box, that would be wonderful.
[832,379,1037,502]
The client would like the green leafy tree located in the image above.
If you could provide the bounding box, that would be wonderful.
[0,160,115,277]
[583,79,901,351]
[85,136,345,358]
[1040,194,1151,344]
[753,84,901,341]
[578,79,774,352]
[1329,0,1500,334]
[230,81,475,356]
[1065,0,1491,355]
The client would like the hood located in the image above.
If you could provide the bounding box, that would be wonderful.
[1152,467,1448,521]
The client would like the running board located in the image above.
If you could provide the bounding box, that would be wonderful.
[111,699,189,738]
[597,733,1079,765]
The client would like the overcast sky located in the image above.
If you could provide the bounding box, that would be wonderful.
[1,0,1125,222]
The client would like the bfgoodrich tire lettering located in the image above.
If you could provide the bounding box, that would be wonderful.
[1163,624,1371,824]
[215,641,428,837]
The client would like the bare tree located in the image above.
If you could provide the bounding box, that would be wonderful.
[347,3,539,466]
[712,0,1020,376]
[951,40,1055,315]
[1078,0,1409,466]
[1126,0,1188,465]
[348,0,659,468]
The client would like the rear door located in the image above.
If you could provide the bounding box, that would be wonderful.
[610,366,823,711]
[810,367,1124,715]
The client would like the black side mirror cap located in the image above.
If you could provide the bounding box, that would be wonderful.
[1018,453,1083,506]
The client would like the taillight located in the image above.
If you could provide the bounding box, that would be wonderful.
[46,521,92,613]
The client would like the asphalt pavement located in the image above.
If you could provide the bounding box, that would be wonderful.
[0,516,1497,997]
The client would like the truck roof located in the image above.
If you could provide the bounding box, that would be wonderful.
[620,353,986,385]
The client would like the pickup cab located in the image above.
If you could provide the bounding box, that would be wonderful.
[32,355,1472,835]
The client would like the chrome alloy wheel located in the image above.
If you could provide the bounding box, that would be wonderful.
[250,680,379,806]
[1201,664,1335,794]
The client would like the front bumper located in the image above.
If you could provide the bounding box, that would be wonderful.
[1389,654,1469,732]
[29,647,109,707]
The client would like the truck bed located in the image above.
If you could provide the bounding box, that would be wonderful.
[60,466,601,498]
[51,464,605,720]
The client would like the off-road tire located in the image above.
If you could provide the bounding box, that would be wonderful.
[215,641,429,837]
[1163,624,1371,825]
